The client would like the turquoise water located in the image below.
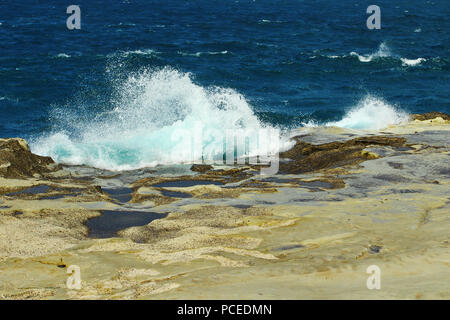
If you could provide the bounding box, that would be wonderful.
[1,1,448,169]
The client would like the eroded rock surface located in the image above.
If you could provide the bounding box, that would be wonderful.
[0,114,449,300]
[412,112,450,121]
[279,136,406,174]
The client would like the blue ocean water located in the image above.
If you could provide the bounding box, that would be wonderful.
[0,1,449,169]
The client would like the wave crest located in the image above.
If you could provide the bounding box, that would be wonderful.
[401,57,426,66]
[326,95,410,130]
[350,42,392,63]
[31,68,288,170]
[328,43,426,67]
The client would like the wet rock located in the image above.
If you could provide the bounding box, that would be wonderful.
[131,192,176,206]
[198,166,254,183]
[373,174,411,183]
[0,138,55,178]
[0,118,448,299]
[297,179,343,190]
[388,162,404,169]
[190,164,213,173]
[278,136,406,174]
[133,168,251,191]
[412,112,450,121]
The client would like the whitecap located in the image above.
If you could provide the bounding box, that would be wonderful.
[178,51,228,57]
[107,49,159,58]
[0,96,19,103]
[55,53,71,58]
[326,95,409,130]
[350,42,391,63]
[349,43,426,67]
[31,68,291,171]
[401,57,426,66]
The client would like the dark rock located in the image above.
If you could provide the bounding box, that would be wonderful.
[412,112,450,121]
[278,136,406,174]
[0,138,55,178]
[388,162,404,169]
[190,164,213,173]
[369,245,382,254]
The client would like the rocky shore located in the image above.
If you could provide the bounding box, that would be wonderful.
[0,113,449,299]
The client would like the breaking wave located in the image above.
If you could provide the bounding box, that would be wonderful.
[177,50,229,57]
[400,57,426,66]
[31,68,291,171]
[326,95,410,130]
[328,42,426,66]
[350,42,392,62]
[55,53,71,59]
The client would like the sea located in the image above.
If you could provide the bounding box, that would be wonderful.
[1,0,449,170]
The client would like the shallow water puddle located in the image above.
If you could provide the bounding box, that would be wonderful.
[86,210,167,238]
[40,194,76,200]
[103,187,134,203]
[261,177,295,184]
[6,185,50,196]
[298,180,334,190]
[152,180,223,188]
[159,189,192,198]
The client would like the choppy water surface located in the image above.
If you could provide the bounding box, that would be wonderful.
[0,1,448,170]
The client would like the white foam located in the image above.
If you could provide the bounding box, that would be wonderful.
[31,68,291,170]
[107,49,159,58]
[55,53,71,58]
[326,95,410,130]
[0,95,19,103]
[350,42,391,63]
[346,43,426,68]
[178,51,228,57]
[126,49,157,56]
[301,120,320,128]
[401,57,426,66]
